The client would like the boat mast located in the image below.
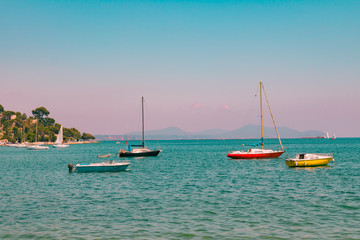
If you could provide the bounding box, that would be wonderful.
[142,96,145,147]
[35,119,38,143]
[260,82,264,149]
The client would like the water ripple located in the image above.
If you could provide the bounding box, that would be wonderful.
[1,138,360,239]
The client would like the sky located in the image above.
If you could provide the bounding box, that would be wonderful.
[1,0,359,136]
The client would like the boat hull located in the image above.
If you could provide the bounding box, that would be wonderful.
[27,145,49,150]
[15,144,28,148]
[75,163,130,172]
[286,157,332,167]
[227,151,284,159]
[53,144,69,148]
[119,150,161,157]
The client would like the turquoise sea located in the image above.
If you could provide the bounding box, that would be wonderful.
[1,138,359,239]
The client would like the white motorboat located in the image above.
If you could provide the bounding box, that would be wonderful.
[68,160,130,173]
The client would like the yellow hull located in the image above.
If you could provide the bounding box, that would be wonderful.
[286,157,333,167]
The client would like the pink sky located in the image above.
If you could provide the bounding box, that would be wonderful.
[1,1,359,136]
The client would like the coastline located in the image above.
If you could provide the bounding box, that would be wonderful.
[0,140,98,146]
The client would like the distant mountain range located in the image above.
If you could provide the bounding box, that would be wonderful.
[95,124,325,140]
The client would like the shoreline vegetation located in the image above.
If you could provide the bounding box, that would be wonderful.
[0,104,96,144]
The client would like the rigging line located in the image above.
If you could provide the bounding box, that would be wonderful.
[142,96,145,147]
[134,98,142,142]
[142,97,160,149]
[262,84,284,150]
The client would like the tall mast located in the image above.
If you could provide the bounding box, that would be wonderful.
[142,96,145,147]
[35,119,38,143]
[260,82,264,149]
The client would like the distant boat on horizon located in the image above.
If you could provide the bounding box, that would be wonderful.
[325,132,330,139]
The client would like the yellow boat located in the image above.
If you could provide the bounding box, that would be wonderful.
[286,153,334,167]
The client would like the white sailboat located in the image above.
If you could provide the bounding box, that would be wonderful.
[27,120,49,150]
[53,125,69,148]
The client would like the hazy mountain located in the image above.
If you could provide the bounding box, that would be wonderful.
[221,124,324,139]
[96,125,325,140]
[194,128,228,136]
[127,127,189,137]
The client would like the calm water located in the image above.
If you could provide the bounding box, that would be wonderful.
[1,138,359,239]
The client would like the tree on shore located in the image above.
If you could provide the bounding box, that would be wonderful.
[64,128,81,141]
[1,106,95,143]
[1,111,15,121]
[43,117,55,127]
[32,107,50,119]
[82,132,95,140]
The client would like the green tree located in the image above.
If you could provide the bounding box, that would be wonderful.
[0,105,95,143]
[64,128,81,141]
[3,119,15,130]
[1,133,15,143]
[15,112,27,121]
[27,132,35,142]
[1,111,15,121]
[81,132,95,140]
[50,132,57,142]
[32,107,50,119]
[43,117,55,127]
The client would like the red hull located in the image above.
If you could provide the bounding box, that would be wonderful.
[227,151,284,159]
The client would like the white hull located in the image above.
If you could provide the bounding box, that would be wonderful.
[6,144,18,147]
[70,161,130,173]
[15,144,28,148]
[53,144,69,148]
[27,145,49,150]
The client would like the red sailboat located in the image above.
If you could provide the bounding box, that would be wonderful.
[227,82,285,159]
